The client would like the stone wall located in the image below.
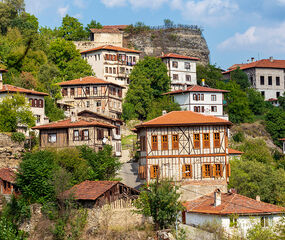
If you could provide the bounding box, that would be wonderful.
[0,133,25,168]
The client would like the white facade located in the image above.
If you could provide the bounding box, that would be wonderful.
[161,56,198,91]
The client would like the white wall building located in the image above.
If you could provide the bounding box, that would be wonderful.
[164,85,229,120]
[280,138,285,154]
[160,53,199,91]
[182,189,285,238]
[223,57,285,101]
[80,45,141,91]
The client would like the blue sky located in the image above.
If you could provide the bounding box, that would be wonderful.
[25,0,285,69]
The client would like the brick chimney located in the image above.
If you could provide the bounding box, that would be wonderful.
[214,189,222,207]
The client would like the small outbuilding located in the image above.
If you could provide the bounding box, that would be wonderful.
[0,168,20,198]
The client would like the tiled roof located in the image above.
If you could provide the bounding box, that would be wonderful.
[183,191,285,215]
[160,53,200,61]
[136,111,232,128]
[0,84,48,96]
[78,110,123,123]
[223,59,285,74]
[90,28,121,33]
[32,118,115,130]
[57,76,124,88]
[163,85,229,95]
[267,98,278,102]
[103,25,128,30]
[80,45,141,54]
[228,148,244,155]
[63,180,119,200]
[0,69,8,72]
[279,138,285,141]
[0,168,16,183]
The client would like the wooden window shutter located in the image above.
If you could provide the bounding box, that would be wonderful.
[220,164,223,177]
[150,166,154,179]
[210,165,213,177]
[189,165,193,178]
[182,164,186,178]
[226,164,231,177]
[202,165,206,178]
[213,164,216,177]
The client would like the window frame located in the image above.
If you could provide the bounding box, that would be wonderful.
[194,134,200,149]
[150,165,159,179]
[48,133,57,143]
[172,134,179,150]
[161,135,168,151]
[172,61,178,68]
[82,129,89,141]
[73,130,79,141]
[213,163,223,178]
[260,76,264,85]
[182,164,192,179]
[214,132,220,148]
[203,133,210,148]
[202,164,211,178]
[151,135,158,151]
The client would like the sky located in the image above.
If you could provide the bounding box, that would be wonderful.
[24,0,285,69]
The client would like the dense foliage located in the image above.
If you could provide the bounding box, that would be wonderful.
[135,180,184,230]
[196,64,223,88]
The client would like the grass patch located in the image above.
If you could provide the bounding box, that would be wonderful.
[122,135,136,150]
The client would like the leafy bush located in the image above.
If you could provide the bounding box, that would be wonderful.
[0,215,27,240]
[232,131,245,142]
[11,132,26,143]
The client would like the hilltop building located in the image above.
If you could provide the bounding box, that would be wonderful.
[160,53,199,91]
[0,69,49,128]
[135,111,233,200]
[80,45,141,89]
[57,76,124,120]
[163,85,229,120]
[223,57,285,101]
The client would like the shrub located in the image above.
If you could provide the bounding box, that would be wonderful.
[11,132,26,143]
[232,131,245,142]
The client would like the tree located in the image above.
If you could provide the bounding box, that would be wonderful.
[196,64,223,88]
[85,19,102,33]
[164,19,174,28]
[14,72,37,90]
[278,92,285,111]
[79,145,121,180]
[265,107,285,147]
[146,96,181,120]
[135,180,184,230]
[58,14,87,41]
[247,88,266,115]
[230,67,250,90]
[123,56,170,120]
[11,12,38,35]
[44,96,65,122]
[0,94,35,132]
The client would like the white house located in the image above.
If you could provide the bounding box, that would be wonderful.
[280,138,285,154]
[0,69,49,128]
[163,85,229,120]
[182,189,285,237]
[160,53,199,91]
[80,45,141,91]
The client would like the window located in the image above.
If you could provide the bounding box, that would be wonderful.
[97,129,103,140]
[213,164,223,177]
[203,133,210,148]
[161,135,168,150]
[260,76,264,85]
[211,95,217,101]
[86,101,90,108]
[277,92,280,98]
[182,164,192,178]
[140,136,146,151]
[120,67,125,73]
[113,67,116,74]
[186,75,191,81]
[86,87,90,95]
[172,61,178,68]
[268,76,272,85]
[172,134,179,150]
[194,134,200,148]
[70,88,75,96]
[29,98,33,107]
[173,74,178,80]
[211,106,217,112]
[105,67,108,73]
[202,164,211,178]
[276,76,280,86]
[201,94,204,101]
[73,130,79,141]
[214,133,220,148]
[48,133,57,143]
[93,87,97,95]
[82,129,89,141]
[184,62,190,70]
[109,67,112,73]
[261,91,265,97]
[151,135,158,151]
[230,215,238,228]
[150,165,159,179]
[62,88,67,96]
[96,101,101,107]
[261,217,269,227]
[38,99,43,108]
[193,94,203,101]
[36,115,41,123]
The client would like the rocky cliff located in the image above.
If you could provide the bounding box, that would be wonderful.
[123,28,209,65]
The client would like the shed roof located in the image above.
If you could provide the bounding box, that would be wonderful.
[228,148,244,155]
[0,84,48,96]
[80,45,141,54]
[0,168,16,184]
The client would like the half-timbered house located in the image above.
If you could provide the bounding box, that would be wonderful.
[32,118,116,152]
[57,76,124,120]
[135,111,232,200]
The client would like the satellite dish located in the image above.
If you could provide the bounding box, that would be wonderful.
[102,137,107,144]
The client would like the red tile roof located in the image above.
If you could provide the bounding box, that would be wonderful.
[0,168,16,183]
[183,191,285,215]
[32,118,115,130]
[78,110,123,123]
[0,84,48,96]
[0,69,8,72]
[136,111,232,128]
[80,45,141,54]
[160,53,200,61]
[90,28,121,34]
[223,59,285,74]
[57,76,124,88]
[279,138,285,141]
[163,85,229,95]
[103,25,128,30]
[228,148,244,155]
[267,98,278,102]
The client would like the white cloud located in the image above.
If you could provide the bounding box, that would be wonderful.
[57,6,69,18]
[101,0,168,8]
[73,0,86,8]
[171,0,239,25]
[218,22,285,54]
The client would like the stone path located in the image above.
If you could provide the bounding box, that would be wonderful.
[117,161,142,189]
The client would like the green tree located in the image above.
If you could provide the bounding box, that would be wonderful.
[79,145,121,180]
[146,96,181,120]
[230,67,250,90]
[247,88,266,115]
[123,56,170,120]
[164,19,174,28]
[265,107,285,147]
[196,64,223,88]
[0,94,35,132]
[278,92,285,111]
[135,180,184,230]
[58,14,87,41]
[11,12,38,35]
[85,19,102,33]
[44,96,65,122]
